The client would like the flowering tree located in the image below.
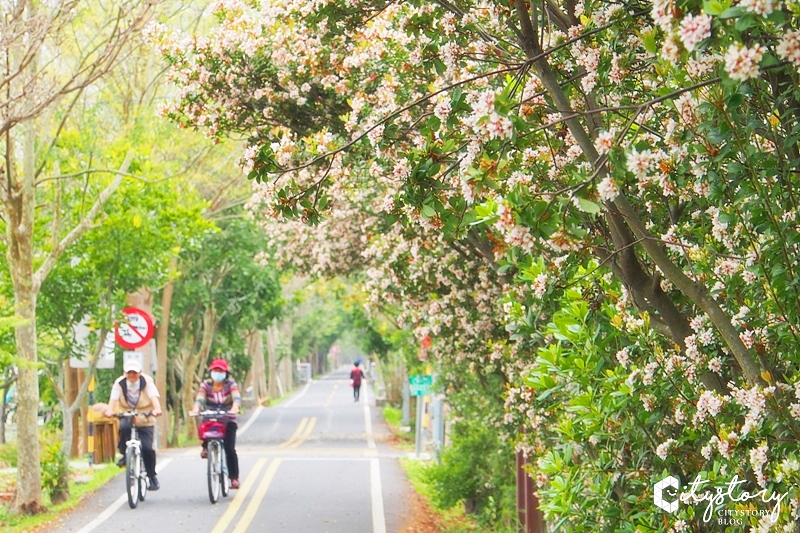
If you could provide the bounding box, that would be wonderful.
[155,0,800,529]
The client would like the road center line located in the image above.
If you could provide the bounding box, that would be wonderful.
[278,417,308,448]
[370,458,387,533]
[289,417,317,448]
[74,458,173,533]
[231,458,282,533]
[210,458,268,533]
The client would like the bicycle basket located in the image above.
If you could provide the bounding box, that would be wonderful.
[198,420,226,440]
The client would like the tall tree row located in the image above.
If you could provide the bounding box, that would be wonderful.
[0,0,157,512]
[157,0,800,530]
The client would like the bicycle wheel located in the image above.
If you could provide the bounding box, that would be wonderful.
[138,454,148,502]
[126,447,139,509]
[207,441,221,504]
[220,443,230,497]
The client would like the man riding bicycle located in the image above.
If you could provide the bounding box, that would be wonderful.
[104,358,163,490]
[189,358,242,489]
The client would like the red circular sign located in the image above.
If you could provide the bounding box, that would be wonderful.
[115,307,155,349]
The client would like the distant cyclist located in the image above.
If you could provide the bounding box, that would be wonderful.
[189,358,242,489]
[104,358,162,490]
[350,361,365,402]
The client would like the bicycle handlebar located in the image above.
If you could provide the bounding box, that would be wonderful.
[114,411,153,418]
[189,409,236,419]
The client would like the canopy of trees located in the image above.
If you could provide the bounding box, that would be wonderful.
[156,0,800,530]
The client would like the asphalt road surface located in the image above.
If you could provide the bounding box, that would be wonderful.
[45,369,414,533]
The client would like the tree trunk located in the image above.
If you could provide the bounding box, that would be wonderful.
[127,289,154,374]
[266,323,278,398]
[0,377,14,445]
[248,329,267,403]
[280,316,294,393]
[4,117,44,514]
[156,258,177,448]
[183,305,218,440]
[65,362,80,457]
[168,358,180,447]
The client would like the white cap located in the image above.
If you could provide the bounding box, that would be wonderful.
[123,359,142,373]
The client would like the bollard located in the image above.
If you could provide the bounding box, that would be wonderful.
[88,376,95,473]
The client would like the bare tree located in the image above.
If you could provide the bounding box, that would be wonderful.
[0,0,154,514]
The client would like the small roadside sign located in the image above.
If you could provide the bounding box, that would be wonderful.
[115,307,154,349]
[69,332,116,369]
[123,351,144,372]
[409,374,433,396]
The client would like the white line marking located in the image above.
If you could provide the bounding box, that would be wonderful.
[237,405,262,436]
[74,494,127,533]
[370,458,387,533]
[364,404,376,449]
[74,458,173,533]
[281,380,313,408]
[281,456,375,461]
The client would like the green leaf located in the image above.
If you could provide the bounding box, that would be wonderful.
[421,204,436,218]
[719,5,746,18]
[735,13,757,31]
[577,198,601,214]
[703,0,725,15]
[726,92,746,108]
[641,32,657,54]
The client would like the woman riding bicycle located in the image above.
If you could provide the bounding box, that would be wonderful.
[188,358,241,489]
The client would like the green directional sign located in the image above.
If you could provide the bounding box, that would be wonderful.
[409,374,433,396]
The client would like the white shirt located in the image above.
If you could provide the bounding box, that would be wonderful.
[109,373,160,403]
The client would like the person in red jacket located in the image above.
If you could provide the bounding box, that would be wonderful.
[350,362,365,402]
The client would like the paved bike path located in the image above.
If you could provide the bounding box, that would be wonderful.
[42,372,414,533]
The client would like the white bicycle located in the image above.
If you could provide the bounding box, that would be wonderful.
[114,411,152,509]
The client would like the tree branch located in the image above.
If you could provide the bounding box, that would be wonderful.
[33,151,133,291]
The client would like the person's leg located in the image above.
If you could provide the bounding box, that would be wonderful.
[116,418,132,465]
[225,422,239,480]
[139,426,157,479]
[118,428,130,455]
[354,384,361,401]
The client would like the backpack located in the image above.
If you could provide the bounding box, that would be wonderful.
[119,375,146,407]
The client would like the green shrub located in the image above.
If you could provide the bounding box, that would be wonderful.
[40,439,69,504]
[0,442,17,468]
[383,405,402,427]
[425,418,517,528]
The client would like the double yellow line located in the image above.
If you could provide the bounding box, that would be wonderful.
[208,417,317,532]
[278,416,317,449]
[210,457,282,533]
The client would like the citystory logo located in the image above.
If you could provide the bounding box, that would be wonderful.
[653,474,790,525]
[654,475,680,513]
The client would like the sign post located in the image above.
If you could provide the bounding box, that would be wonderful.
[409,374,432,397]
[410,374,433,457]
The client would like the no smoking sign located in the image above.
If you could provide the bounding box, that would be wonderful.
[115,307,155,349]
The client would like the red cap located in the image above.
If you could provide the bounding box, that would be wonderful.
[210,358,229,372]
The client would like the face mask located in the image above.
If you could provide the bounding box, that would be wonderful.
[126,378,138,386]
[211,371,226,383]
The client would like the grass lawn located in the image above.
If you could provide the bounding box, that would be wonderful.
[0,464,120,533]
[382,405,415,450]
